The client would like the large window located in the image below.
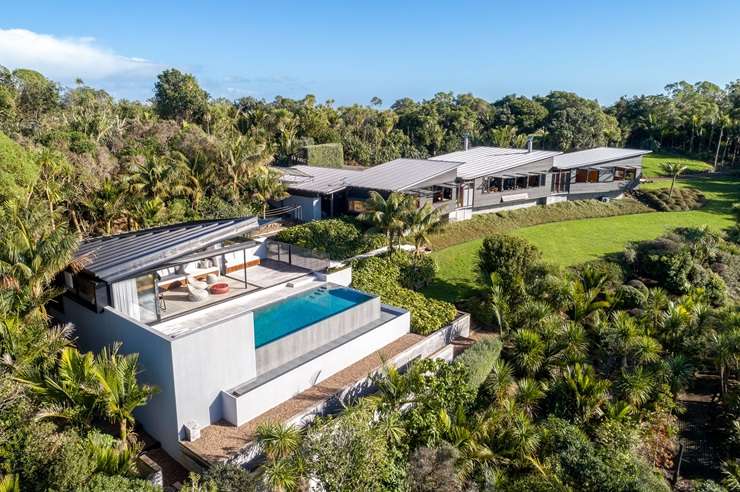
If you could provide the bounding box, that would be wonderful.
[614,167,625,181]
[551,171,570,193]
[575,168,600,183]
[625,168,637,180]
[528,173,545,187]
[431,185,453,203]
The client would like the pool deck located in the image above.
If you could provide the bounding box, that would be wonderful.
[153,276,324,338]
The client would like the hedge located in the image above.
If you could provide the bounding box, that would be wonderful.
[455,337,502,392]
[351,254,457,335]
[633,187,706,211]
[275,218,385,260]
[300,143,344,168]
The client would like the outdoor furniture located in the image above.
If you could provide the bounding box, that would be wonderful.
[209,282,230,295]
[187,275,208,291]
[206,273,220,285]
[187,284,210,302]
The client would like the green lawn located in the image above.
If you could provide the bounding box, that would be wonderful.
[424,176,739,303]
[641,153,713,177]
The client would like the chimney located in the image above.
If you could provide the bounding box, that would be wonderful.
[527,136,533,153]
[463,134,470,151]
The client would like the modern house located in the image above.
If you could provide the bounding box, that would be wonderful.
[280,145,650,222]
[51,217,416,468]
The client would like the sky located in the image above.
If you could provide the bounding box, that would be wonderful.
[2,0,739,106]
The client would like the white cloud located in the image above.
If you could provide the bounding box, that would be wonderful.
[0,28,160,81]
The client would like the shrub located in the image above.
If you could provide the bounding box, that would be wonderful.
[407,444,462,492]
[352,255,457,335]
[201,463,258,491]
[78,474,160,492]
[392,252,437,290]
[626,236,694,293]
[477,234,541,286]
[276,218,385,260]
[571,260,624,289]
[616,284,647,310]
[455,337,503,392]
[0,131,39,202]
[634,187,706,212]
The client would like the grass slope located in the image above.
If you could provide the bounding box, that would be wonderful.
[641,153,713,177]
[425,176,739,303]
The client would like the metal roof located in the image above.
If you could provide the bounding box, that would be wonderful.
[430,147,561,180]
[552,147,651,169]
[346,158,462,192]
[281,165,361,194]
[76,217,260,283]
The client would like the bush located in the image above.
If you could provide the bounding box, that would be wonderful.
[407,445,462,492]
[477,234,541,285]
[392,252,437,290]
[626,235,694,293]
[455,337,502,392]
[633,187,706,212]
[276,218,385,260]
[571,260,625,290]
[0,131,39,202]
[201,463,258,491]
[352,255,457,335]
[78,474,160,492]
[616,284,647,309]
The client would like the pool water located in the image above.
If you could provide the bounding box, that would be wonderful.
[252,286,372,347]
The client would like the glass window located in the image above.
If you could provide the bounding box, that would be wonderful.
[487,177,502,192]
[348,200,366,213]
[625,168,637,180]
[516,176,528,189]
[528,174,542,187]
[575,169,588,183]
[431,186,452,202]
[136,274,158,323]
[551,171,570,193]
[588,169,600,183]
[614,167,625,181]
[503,177,516,191]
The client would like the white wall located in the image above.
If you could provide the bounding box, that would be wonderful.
[222,309,410,426]
[59,296,259,466]
[170,312,256,440]
[283,195,321,221]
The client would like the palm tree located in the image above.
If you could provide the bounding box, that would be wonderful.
[94,343,159,447]
[249,167,289,218]
[660,162,688,198]
[566,277,610,323]
[510,329,546,377]
[126,152,186,201]
[358,191,415,253]
[87,431,140,476]
[618,366,655,408]
[514,378,544,417]
[707,328,740,397]
[405,202,441,255]
[0,202,82,321]
[254,422,304,492]
[560,363,610,422]
[15,346,101,426]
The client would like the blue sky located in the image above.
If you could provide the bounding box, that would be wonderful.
[2,0,739,105]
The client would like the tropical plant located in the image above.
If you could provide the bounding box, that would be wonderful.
[93,343,159,447]
[248,166,289,217]
[406,202,442,255]
[660,162,688,197]
[358,191,415,253]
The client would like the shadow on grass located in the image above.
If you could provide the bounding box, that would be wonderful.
[422,276,480,304]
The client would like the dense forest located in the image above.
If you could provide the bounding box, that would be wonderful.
[1,65,739,237]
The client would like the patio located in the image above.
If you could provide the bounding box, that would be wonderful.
[156,259,313,322]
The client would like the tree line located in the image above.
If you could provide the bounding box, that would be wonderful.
[1,65,739,237]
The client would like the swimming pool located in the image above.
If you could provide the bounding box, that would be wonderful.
[252,286,373,347]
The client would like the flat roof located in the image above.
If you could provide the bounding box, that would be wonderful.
[430,146,561,179]
[552,147,651,169]
[346,158,461,192]
[76,217,260,283]
[281,165,361,194]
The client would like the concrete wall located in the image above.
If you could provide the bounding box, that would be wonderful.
[170,311,256,440]
[314,266,352,286]
[283,195,321,222]
[255,296,380,374]
[59,297,180,459]
[222,307,410,426]
[59,295,259,465]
